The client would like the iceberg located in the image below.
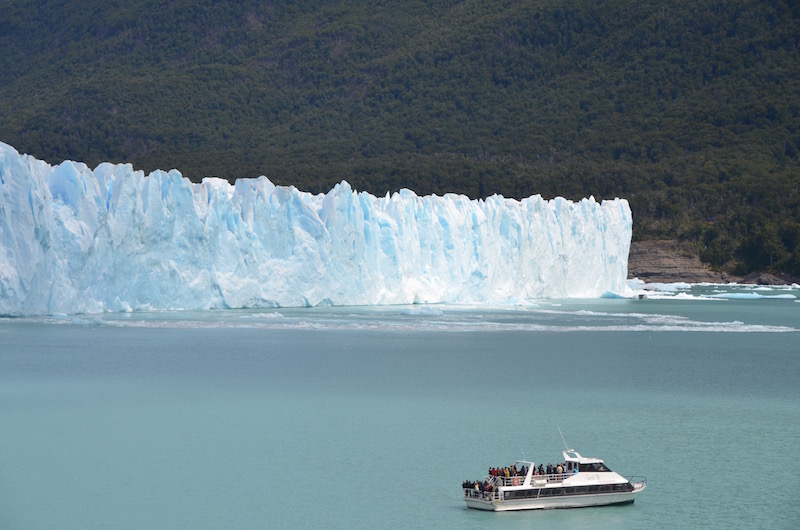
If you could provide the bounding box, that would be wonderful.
[0,142,632,316]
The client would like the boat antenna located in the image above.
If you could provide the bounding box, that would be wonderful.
[558,425,571,451]
[520,448,526,461]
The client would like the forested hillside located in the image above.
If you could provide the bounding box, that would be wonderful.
[1,0,799,276]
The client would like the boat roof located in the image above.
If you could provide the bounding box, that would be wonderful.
[563,449,604,464]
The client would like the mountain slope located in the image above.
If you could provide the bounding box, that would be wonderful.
[1,0,799,275]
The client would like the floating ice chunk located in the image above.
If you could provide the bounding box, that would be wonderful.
[710,293,796,300]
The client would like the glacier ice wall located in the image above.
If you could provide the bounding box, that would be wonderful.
[0,142,631,316]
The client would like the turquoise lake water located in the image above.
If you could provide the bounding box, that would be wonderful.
[1,284,799,529]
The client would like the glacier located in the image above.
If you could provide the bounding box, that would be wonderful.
[0,141,632,316]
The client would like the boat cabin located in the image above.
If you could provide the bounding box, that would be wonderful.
[563,450,613,473]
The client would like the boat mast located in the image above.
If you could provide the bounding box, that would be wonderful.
[558,425,572,451]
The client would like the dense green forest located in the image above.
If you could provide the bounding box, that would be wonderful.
[1,0,799,276]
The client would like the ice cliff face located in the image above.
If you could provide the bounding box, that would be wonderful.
[0,142,631,316]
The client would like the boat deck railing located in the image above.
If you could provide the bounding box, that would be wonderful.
[627,476,647,488]
[464,472,577,500]
[493,472,573,487]
[463,488,499,501]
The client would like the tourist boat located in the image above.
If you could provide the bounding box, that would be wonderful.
[462,449,646,511]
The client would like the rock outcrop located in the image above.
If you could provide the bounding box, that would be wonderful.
[627,240,740,284]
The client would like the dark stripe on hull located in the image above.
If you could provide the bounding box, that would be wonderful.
[466,499,635,511]
[465,493,638,511]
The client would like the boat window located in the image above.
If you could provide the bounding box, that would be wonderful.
[508,490,535,499]
[578,462,611,472]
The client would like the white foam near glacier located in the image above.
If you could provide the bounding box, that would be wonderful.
[0,142,632,316]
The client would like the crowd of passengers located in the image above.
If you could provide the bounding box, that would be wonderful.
[462,479,494,495]
[488,464,529,478]
[488,462,580,479]
[463,462,584,494]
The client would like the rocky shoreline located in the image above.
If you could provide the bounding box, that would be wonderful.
[627,240,798,285]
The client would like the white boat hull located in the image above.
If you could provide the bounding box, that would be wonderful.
[464,483,646,511]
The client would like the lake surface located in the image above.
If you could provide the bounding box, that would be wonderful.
[2,283,799,529]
